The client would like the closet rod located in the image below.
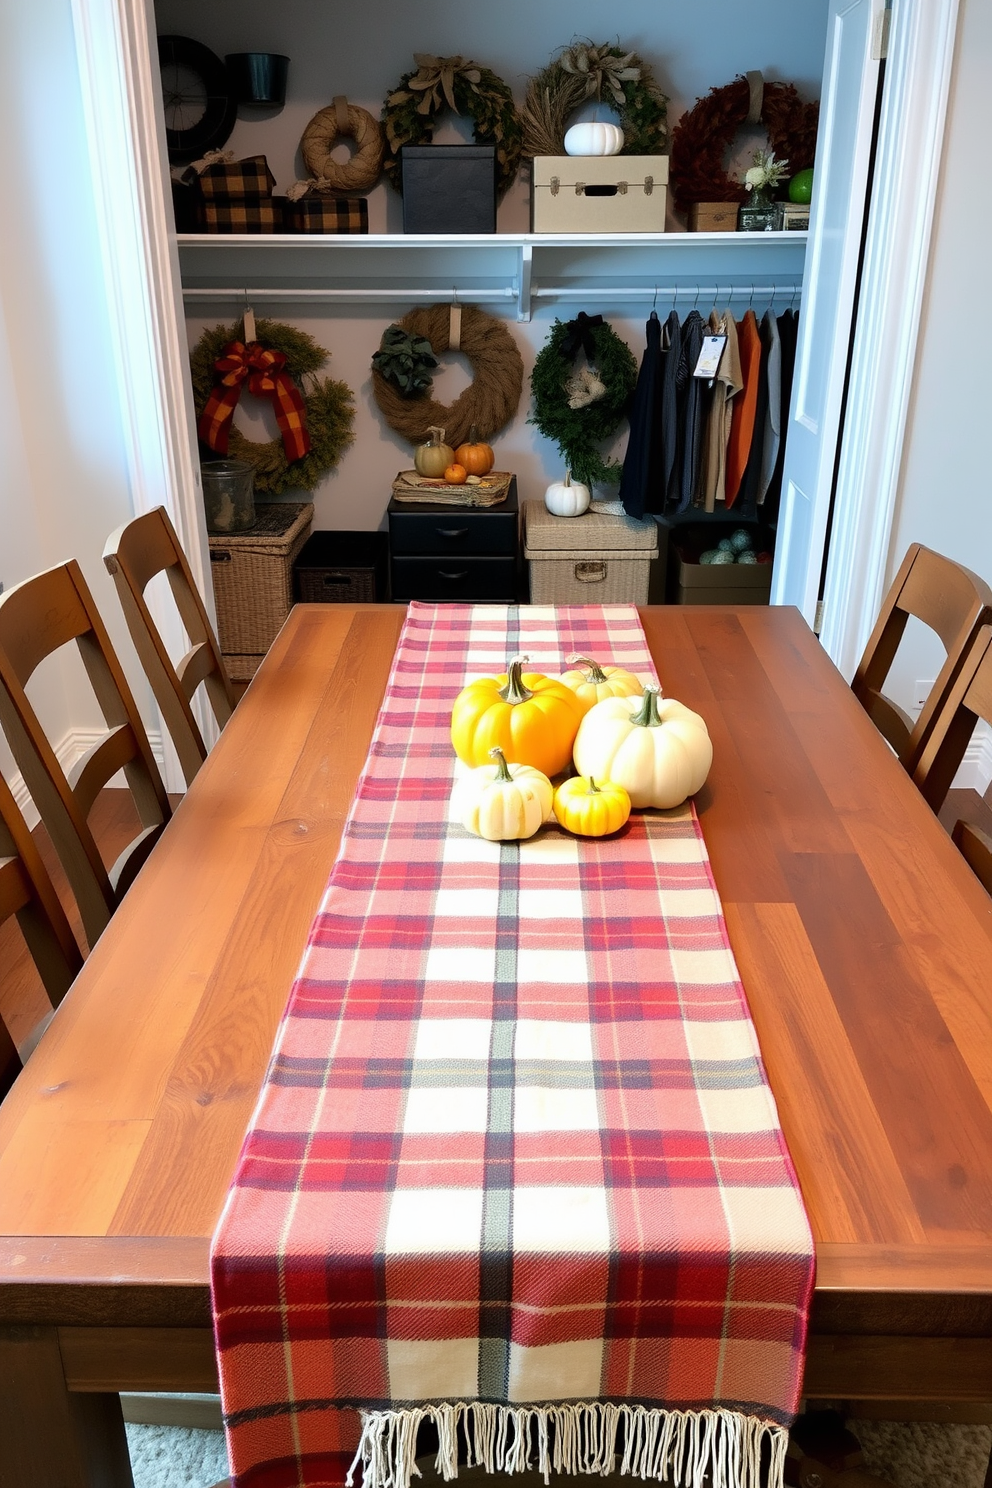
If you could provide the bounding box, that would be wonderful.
[532,284,802,301]
[181,287,518,303]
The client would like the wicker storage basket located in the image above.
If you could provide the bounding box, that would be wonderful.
[523,501,658,605]
[208,502,313,678]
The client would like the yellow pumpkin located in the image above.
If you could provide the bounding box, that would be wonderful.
[454,425,495,476]
[451,654,585,777]
[553,775,631,837]
[455,748,554,841]
[572,685,713,809]
[414,425,454,477]
[560,654,644,713]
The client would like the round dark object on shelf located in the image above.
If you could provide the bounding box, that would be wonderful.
[225,53,290,109]
[158,35,238,165]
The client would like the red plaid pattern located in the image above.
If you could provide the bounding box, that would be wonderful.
[198,340,311,463]
[212,603,814,1488]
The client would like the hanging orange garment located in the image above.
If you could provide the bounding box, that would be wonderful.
[725,309,762,508]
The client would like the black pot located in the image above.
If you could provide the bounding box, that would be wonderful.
[225,53,289,108]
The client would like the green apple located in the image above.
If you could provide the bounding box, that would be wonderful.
[789,168,814,205]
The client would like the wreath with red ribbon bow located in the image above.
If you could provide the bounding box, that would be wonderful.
[191,319,354,495]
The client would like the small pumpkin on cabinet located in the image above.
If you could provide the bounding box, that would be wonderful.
[443,463,468,485]
[553,774,631,837]
[455,747,553,842]
[564,121,624,157]
[560,655,643,712]
[451,654,585,777]
[414,425,455,477]
[454,426,495,476]
[573,685,713,809]
[544,471,591,518]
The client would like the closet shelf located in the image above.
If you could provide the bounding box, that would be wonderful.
[177,230,807,322]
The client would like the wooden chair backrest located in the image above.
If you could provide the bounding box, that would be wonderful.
[0,771,83,1097]
[852,543,992,773]
[104,507,234,788]
[912,624,992,815]
[951,819,992,895]
[0,560,171,947]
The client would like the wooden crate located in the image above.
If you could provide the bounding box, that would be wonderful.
[532,157,668,233]
[208,502,313,677]
[687,201,740,232]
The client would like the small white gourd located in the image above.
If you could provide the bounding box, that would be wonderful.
[573,685,713,810]
[454,747,554,842]
[564,122,625,157]
[544,470,591,518]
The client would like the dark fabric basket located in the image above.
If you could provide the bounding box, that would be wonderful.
[294,531,388,603]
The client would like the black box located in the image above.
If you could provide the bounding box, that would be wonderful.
[294,531,388,604]
[401,145,497,234]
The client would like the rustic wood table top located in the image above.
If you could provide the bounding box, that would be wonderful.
[1,604,990,1460]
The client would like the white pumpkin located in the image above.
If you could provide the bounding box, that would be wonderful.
[573,686,713,809]
[564,122,625,157]
[544,471,591,518]
[454,747,554,841]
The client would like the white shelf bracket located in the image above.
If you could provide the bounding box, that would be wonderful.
[517,242,533,322]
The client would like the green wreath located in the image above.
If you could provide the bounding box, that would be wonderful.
[530,314,638,487]
[382,53,523,198]
[521,41,668,159]
[191,319,354,497]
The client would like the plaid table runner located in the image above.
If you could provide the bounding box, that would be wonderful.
[212,603,814,1488]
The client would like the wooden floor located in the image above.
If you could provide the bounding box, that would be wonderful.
[3,777,990,1064]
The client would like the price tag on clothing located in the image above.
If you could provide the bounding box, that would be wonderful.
[693,335,727,379]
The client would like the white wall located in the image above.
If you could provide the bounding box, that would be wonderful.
[0,0,152,794]
[884,0,992,784]
[158,0,828,530]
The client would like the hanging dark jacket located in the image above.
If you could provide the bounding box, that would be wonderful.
[620,311,664,519]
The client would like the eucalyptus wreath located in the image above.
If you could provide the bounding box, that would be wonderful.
[521,40,668,159]
[382,53,523,198]
[191,319,354,496]
[529,315,638,487]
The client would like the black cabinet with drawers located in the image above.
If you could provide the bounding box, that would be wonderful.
[388,479,519,603]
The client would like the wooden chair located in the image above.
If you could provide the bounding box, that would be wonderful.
[911,623,992,894]
[0,771,83,1097]
[0,560,172,948]
[852,543,992,774]
[104,506,235,788]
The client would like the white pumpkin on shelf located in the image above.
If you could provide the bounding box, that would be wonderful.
[544,471,591,518]
[564,122,625,157]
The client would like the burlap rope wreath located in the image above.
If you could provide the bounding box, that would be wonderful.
[300,95,385,193]
[371,304,523,449]
[669,71,818,214]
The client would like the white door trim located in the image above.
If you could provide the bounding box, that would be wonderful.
[818,0,961,676]
[68,0,217,789]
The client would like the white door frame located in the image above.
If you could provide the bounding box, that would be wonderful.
[71,0,959,687]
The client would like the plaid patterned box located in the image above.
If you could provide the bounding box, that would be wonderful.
[197,154,276,200]
[285,196,369,234]
[212,603,814,1488]
[200,198,284,235]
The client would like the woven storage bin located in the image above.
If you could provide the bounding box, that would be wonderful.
[294,531,387,603]
[523,501,658,605]
[208,502,313,677]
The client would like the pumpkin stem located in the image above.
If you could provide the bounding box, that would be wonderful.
[427,425,446,447]
[631,685,663,728]
[564,471,572,487]
[489,746,513,782]
[568,654,609,684]
[587,776,601,794]
[468,424,479,444]
[498,655,534,706]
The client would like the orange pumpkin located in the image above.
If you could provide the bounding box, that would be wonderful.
[443,463,468,485]
[451,655,585,777]
[454,425,495,476]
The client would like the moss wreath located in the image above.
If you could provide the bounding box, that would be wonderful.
[521,40,668,160]
[530,315,638,488]
[669,74,819,214]
[191,319,354,496]
[382,54,523,199]
[371,304,523,449]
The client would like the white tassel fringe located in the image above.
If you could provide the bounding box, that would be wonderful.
[346,1404,787,1488]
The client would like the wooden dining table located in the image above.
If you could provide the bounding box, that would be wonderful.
[1,603,990,1488]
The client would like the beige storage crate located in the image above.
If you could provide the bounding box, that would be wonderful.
[208,501,313,677]
[532,157,668,233]
[524,501,658,605]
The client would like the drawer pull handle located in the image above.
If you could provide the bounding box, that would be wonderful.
[575,562,607,583]
[438,570,468,581]
[323,574,350,584]
[210,551,232,563]
[437,528,469,538]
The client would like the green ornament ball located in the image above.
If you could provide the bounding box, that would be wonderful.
[700,550,718,565]
[789,168,814,205]
[729,528,752,553]
[717,537,733,552]
[711,549,735,565]
[736,550,758,565]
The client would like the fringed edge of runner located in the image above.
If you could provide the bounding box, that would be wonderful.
[346,1402,787,1488]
